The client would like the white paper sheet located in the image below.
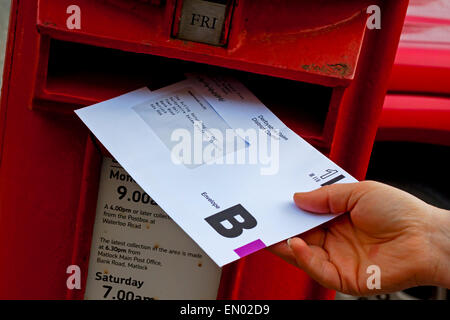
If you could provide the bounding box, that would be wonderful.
[76,74,357,267]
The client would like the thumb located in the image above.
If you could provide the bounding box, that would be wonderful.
[287,237,341,291]
[294,182,363,214]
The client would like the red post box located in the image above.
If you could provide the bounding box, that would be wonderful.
[0,0,408,299]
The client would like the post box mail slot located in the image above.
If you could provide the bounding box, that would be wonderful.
[40,39,334,147]
[0,0,409,299]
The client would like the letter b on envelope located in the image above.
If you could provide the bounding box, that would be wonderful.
[205,204,257,238]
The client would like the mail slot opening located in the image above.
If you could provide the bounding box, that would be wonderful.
[42,39,334,143]
[45,39,184,103]
[241,75,333,144]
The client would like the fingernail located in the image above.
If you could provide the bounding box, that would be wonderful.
[293,192,306,200]
[287,238,292,248]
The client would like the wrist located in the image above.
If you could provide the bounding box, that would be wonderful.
[423,206,450,288]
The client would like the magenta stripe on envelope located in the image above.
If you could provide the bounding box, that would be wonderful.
[234,239,266,258]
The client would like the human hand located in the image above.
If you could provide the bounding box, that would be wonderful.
[268,181,450,296]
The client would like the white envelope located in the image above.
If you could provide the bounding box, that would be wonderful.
[76,74,357,267]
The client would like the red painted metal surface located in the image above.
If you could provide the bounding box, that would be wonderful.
[0,0,407,299]
[329,0,409,180]
[0,2,87,299]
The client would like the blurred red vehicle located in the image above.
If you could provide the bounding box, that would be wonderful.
[378,0,450,145]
